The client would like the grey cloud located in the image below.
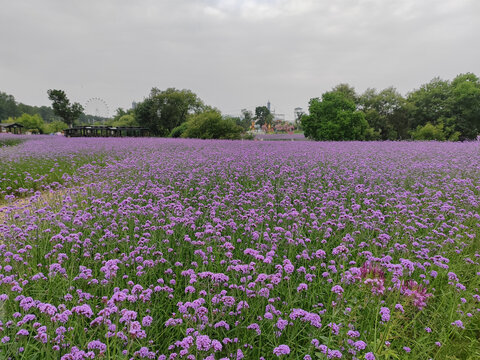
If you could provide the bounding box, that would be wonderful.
[1,0,479,118]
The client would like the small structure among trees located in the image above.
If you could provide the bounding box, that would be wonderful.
[64,126,149,137]
[0,122,24,134]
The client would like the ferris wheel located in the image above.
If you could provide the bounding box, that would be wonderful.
[84,97,110,119]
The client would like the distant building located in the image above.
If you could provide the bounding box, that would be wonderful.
[64,125,149,138]
[0,123,24,134]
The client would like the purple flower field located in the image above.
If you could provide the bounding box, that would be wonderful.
[0,136,479,359]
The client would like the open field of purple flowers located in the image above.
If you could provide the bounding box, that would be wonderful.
[1,135,479,359]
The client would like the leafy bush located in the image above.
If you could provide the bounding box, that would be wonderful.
[8,113,45,134]
[44,120,68,134]
[411,122,446,140]
[169,122,188,138]
[302,91,370,141]
[181,110,243,140]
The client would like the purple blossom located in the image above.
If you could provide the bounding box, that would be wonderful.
[273,345,291,356]
[380,307,390,322]
[331,285,344,295]
[451,320,465,329]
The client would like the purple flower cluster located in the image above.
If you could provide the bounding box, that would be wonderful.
[0,137,479,359]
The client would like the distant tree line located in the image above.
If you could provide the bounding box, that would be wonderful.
[2,72,479,140]
[0,90,102,133]
[302,73,480,141]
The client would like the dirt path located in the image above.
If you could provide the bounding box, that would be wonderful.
[0,189,68,241]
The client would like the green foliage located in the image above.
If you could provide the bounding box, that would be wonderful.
[360,87,409,140]
[169,122,189,138]
[44,120,69,134]
[0,92,20,120]
[181,110,243,140]
[47,89,84,127]
[0,152,108,202]
[411,122,446,140]
[405,73,480,140]
[111,114,138,127]
[135,88,206,136]
[304,74,480,141]
[105,108,137,127]
[302,89,370,141]
[450,73,480,139]
[14,113,46,134]
[239,109,254,130]
[255,106,273,127]
[1,92,58,123]
[411,120,460,141]
[332,83,358,103]
[241,132,255,140]
[0,138,24,147]
[406,77,452,130]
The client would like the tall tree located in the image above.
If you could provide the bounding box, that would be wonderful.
[406,77,452,130]
[255,106,273,127]
[450,73,480,139]
[47,89,84,127]
[359,87,409,139]
[135,88,205,136]
[332,83,358,104]
[0,92,20,121]
[302,88,370,141]
[238,109,254,130]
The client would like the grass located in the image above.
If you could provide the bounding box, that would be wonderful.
[0,138,24,147]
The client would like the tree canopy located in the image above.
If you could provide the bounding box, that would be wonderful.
[180,110,243,140]
[47,89,84,127]
[302,89,370,141]
[302,73,480,141]
[135,88,206,136]
[255,106,273,127]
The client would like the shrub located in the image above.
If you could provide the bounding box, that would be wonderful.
[181,111,243,140]
[411,122,446,141]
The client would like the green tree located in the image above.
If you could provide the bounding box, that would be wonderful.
[332,83,358,104]
[181,110,243,140]
[107,107,136,126]
[255,106,273,127]
[44,120,69,134]
[14,113,46,134]
[302,89,370,141]
[135,88,206,136]
[411,122,447,141]
[450,73,480,139]
[406,77,452,130]
[359,87,409,139]
[169,122,189,138]
[0,92,20,121]
[110,114,138,127]
[237,109,254,130]
[47,89,84,127]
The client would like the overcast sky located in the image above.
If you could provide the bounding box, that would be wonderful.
[1,0,479,119]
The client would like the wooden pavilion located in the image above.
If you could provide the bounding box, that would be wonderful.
[64,126,150,137]
[0,123,24,134]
